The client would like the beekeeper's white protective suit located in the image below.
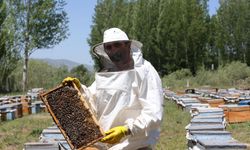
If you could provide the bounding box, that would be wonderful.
[81,28,163,150]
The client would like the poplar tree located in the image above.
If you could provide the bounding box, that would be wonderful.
[14,0,69,91]
[0,0,21,92]
[132,0,161,72]
[156,0,208,74]
[216,0,250,65]
[89,0,210,75]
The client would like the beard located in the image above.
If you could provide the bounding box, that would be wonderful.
[109,51,123,62]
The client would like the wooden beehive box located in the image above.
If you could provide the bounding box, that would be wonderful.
[21,96,32,114]
[219,105,250,123]
[198,97,225,107]
[40,84,104,150]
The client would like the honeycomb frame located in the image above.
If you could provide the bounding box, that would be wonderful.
[40,83,104,150]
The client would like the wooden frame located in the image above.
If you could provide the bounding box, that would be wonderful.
[40,84,104,150]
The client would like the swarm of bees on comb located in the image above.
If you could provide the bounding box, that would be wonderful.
[40,84,104,149]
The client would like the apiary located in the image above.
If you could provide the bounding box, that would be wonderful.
[40,84,104,150]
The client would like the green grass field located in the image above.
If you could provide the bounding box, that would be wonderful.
[156,100,191,150]
[0,113,53,150]
[227,121,250,144]
[0,100,249,150]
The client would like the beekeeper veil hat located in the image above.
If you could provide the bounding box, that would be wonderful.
[92,28,142,71]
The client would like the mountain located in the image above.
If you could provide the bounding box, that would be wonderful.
[34,58,94,72]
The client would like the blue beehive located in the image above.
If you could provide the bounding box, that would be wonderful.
[239,100,250,106]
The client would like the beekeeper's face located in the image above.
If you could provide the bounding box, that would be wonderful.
[104,41,131,69]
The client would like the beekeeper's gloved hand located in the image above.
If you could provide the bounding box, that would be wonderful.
[62,77,81,90]
[100,126,130,144]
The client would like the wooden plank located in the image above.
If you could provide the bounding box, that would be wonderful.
[191,118,223,124]
[24,142,59,150]
[179,97,200,103]
[190,103,210,108]
[40,128,65,142]
[190,130,231,134]
[187,130,234,149]
[189,130,232,141]
[193,114,224,119]
[42,129,61,134]
[186,123,225,131]
[59,141,101,150]
[197,139,247,149]
[203,99,225,107]
[191,107,224,117]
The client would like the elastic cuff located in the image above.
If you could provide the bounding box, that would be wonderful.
[124,124,133,136]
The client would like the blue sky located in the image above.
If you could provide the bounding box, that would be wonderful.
[31,0,219,66]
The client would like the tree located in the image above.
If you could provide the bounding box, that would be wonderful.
[88,0,209,75]
[132,0,161,72]
[0,0,7,60]
[0,0,21,92]
[28,59,69,89]
[9,59,70,91]
[88,0,131,70]
[156,0,208,75]
[70,65,94,86]
[13,0,69,91]
[206,15,220,69]
[88,0,110,70]
[216,0,250,66]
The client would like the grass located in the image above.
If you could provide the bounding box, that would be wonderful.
[0,100,249,150]
[156,99,191,150]
[0,113,53,150]
[162,61,250,90]
[227,121,250,144]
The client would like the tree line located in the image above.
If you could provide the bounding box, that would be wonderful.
[1,59,94,93]
[88,0,250,76]
[1,0,250,92]
[1,0,94,93]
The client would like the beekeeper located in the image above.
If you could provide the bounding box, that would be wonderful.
[63,27,163,150]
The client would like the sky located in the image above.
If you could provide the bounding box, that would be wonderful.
[31,0,97,65]
[30,0,219,66]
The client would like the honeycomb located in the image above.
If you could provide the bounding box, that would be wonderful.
[40,85,104,149]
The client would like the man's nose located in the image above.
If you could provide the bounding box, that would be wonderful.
[109,45,116,50]
[105,47,117,56]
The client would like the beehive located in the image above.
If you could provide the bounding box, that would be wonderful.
[40,84,104,150]
[21,96,32,114]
